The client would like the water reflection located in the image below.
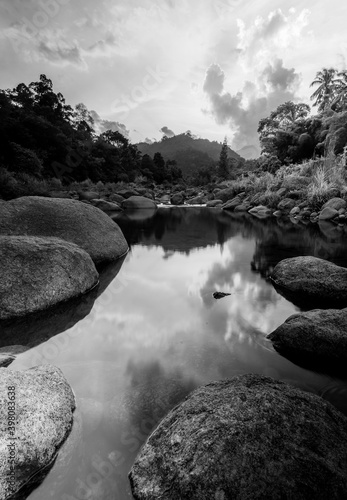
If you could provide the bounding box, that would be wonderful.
[0,258,125,362]
[8,208,347,500]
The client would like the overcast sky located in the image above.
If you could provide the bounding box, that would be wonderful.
[0,0,346,149]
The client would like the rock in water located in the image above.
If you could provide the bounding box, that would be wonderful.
[0,196,128,265]
[122,196,157,210]
[213,292,231,299]
[267,308,347,376]
[0,235,98,319]
[0,365,75,500]
[129,374,347,500]
[269,256,347,308]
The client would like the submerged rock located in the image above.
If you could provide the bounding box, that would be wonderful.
[269,256,347,308]
[0,196,128,265]
[129,374,347,500]
[0,365,75,500]
[206,199,223,207]
[267,308,347,376]
[0,236,98,320]
[122,196,157,210]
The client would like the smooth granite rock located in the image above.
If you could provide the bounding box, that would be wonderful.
[0,236,98,319]
[267,308,347,375]
[322,197,347,211]
[270,256,347,308]
[122,196,157,210]
[319,206,339,220]
[0,365,75,500]
[90,199,122,212]
[129,374,347,500]
[0,196,128,265]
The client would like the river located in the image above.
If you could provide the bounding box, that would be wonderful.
[10,207,347,499]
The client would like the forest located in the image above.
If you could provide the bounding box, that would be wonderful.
[0,68,347,200]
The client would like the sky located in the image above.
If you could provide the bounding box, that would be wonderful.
[0,0,346,151]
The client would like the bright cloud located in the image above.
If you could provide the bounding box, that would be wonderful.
[0,0,346,145]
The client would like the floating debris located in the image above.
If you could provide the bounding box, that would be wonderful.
[213,292,231,300]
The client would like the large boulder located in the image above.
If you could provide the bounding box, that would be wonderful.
[319,206,339,220]
[109,193,125,204]
[222,196,242,211]
[0,197,128,265]
[116,188,140,199]
[122,196,157,210]
[277,198,296,212]
[0,365,75,500]
[322,197,346,211]
[0,235,98,320]
[268,308,347,376]
[215,187,236,203]
[206,200,223,207]
[270,256,347,308]
[186,195,207,205]
[248,205,272,218]
[78,190,100,201]
[90,199,122,212]
[170,193,185,205]
[129,374,347,500]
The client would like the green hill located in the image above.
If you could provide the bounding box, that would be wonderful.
[137,133,242,178]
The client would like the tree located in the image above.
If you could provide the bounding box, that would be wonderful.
[331,70,347,111]
[258,102,311,162]
[217,137,229,179]
[310,68,337,112]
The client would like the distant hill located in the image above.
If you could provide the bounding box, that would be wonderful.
[236,145,260,160]
[137,133,242,178]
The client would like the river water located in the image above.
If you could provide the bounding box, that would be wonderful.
[10,207,347,499]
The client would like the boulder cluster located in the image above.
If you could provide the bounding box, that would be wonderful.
[129,255,347,499]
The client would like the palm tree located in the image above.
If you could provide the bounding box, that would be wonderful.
[331,70,347,111]
[310,68,337,112]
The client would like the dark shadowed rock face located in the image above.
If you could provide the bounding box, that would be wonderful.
[270,256,347,308]
[0,365,75,500]
[129,374,347,500]
[0,236,98,320]
[267,308,347,376]
[0,196,128,265]
[122,196,157,209]
[170,193,184,205]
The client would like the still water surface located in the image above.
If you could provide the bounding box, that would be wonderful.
[11,207,347,499]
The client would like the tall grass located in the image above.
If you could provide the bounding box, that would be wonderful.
[306,145,347,209]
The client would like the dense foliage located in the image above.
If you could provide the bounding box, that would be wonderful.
[256,68,347,170]
[1,66,347,197]
[0,74,182,188]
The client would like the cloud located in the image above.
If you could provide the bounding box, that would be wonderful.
[38,38,84,65]
[203,63,224,95]
[90,110,129,137]
[237,8,310,65]
[160,126,175,137]
[203,58,301,149]
[261,58,300,92]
